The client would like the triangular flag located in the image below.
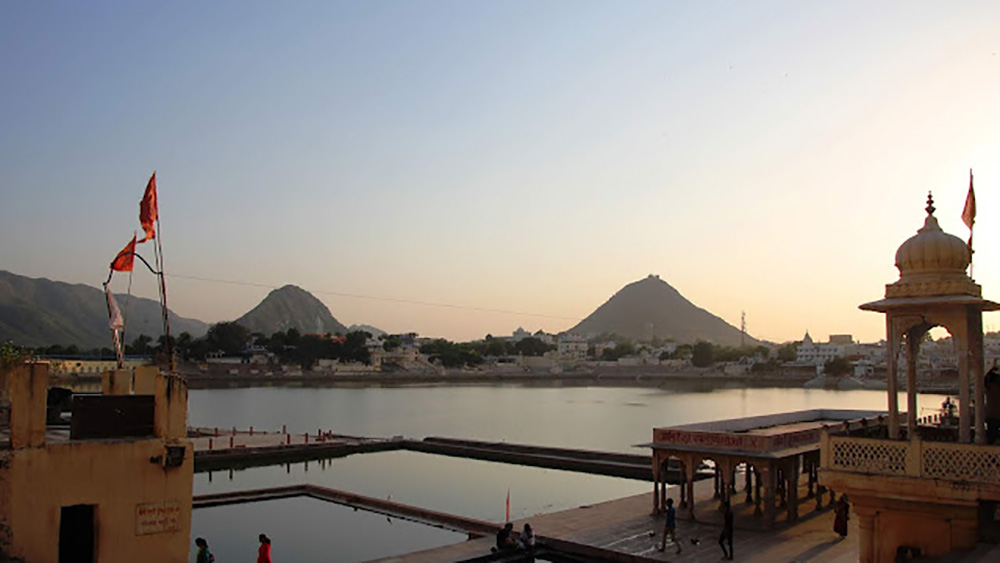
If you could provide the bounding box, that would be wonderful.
[962,169,976,231]
[110,235,137,272]
[138,172,158,243]
[104,283,124,331]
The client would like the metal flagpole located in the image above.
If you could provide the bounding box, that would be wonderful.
[154,213,174,371]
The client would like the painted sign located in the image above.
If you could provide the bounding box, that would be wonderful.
[135,501,180,535]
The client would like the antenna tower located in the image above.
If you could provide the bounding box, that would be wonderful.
[741,311,746,347]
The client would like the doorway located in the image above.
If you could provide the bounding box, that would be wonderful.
[58,504,95,563]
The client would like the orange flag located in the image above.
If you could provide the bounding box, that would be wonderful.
[962,169,976,230]
[962,169,975,249]
[111,235,137,272]
[138,172,158,243]
[505,488,510,522]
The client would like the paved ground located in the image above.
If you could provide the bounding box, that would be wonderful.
[189,426,357,451]
[373,477,861,562]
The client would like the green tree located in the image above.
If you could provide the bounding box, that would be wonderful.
[514,337,554,357]
[824,357,852,376]
[206,322,250,355]
[1,341,32,369]
[777,343,798,362]
[128,334,153,356]
[691,341,715,367]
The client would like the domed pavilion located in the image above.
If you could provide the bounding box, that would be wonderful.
[861,193,999,443]
[821,193,1000,562]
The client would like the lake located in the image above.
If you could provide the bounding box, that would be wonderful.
[188,383,944,561]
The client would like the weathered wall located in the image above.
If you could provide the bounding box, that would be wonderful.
[4,439,193,562]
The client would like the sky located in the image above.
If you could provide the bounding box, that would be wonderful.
[3,1,1000,344]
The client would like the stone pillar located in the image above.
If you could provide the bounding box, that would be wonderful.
[660,461,668,510]
[786,456,800,523]
[686,459,697,521]
[134,365,158,395]
[713,466,721,499]
[887,316,900,439]
[762,461,777,528]
[102,368,132,395]
[856,505,876,563]
[754,466,762,516]
[956,322,972,443]
[679,462,688,509]
[906,330,921,440]
[745,464,753,504]
[9,363,48,449]
[777,468,786,508]
[969,308,986,444]
[652,452,661,514]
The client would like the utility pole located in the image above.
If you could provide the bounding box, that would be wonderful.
[741,311,746,347]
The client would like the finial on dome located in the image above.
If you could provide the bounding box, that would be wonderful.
[926,191,935,216]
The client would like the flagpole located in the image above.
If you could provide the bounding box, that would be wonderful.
[154,213,174,371]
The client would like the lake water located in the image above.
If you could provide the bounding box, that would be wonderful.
[188,383,945,561]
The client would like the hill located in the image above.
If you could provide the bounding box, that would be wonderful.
[0,270,209,349]
[568,275,755,346]
[235,285,347,335]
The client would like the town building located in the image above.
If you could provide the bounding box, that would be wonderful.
[557,334,588,361]
[0,363,193,561]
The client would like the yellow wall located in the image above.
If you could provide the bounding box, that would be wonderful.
[1,364,194,562]
[4,440,193,562]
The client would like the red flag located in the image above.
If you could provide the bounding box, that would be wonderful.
[962,169,976,231]
[138,172,158,243]
[110,235,137,272]
[505,488,510,522]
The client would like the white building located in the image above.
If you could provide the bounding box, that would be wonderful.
[558,334,588,360]
[795,332,849,366]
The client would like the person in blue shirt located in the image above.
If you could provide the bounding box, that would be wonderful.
[658,497,681,554]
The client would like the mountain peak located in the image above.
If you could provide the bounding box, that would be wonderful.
[570,275,753,346]
[236,285,346,336]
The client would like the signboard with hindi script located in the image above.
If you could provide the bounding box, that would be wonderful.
[135,501,180,535]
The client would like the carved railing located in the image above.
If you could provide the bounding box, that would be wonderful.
[823,434,1000,485]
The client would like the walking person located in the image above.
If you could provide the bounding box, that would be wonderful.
[194,537,215,563]
[833,494,850,540]
[719,500,734,560]
[658,498,681,554]
[257,533,272,563]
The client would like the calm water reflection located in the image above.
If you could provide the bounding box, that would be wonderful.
[192,496,466,562]
[189,384,943,453]
[188,384,945,561]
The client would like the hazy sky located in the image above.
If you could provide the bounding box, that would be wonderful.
[3,1,1000,343]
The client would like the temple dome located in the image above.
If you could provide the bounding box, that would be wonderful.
[885,194,979,298]
[894,216,970,277]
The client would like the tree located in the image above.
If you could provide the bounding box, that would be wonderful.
[206,322,250,356]
[777,343,798,362]
[824,357,852,376]
[128,334,153,356]
[691,341,714,367]
[514,337,554,357]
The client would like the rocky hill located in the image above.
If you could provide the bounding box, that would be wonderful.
[0,270,208,349]
[568,275,754,346]
[235,285,347,336]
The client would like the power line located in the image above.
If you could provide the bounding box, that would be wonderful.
[164,273,584,322]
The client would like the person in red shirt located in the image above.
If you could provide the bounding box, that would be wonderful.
[257,533,272,563]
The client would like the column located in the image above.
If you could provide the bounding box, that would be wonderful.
[887,316,900,439]
[745,464,753,504]
[660,460,668,509]
[969,308,986,444]
[653,455,661,514]
[679,463,687,508]
[786,456,800,523]
[957,323,972,443]
[714,466,721,499]
[754,467,762,516]
[686,459,697,521]
[856,505,876,563]
[906,330,920,440]
[762,462,777,528]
